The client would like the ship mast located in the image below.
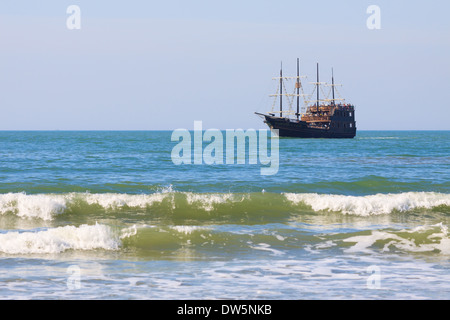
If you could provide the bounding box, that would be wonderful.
[268,59,307,118]
[296,58,300,119]
[280,62,283,117]
[316,63,319,113]
[332,68,335,106]
[324,68,344,106]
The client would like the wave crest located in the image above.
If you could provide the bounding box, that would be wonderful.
[284,192,450,216]
[0,223,119,254]
[0,191,448,221]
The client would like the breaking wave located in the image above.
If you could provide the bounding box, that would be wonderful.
[0,223,120,254]
[0,191,448,221]
[284,192,450,216]
[1,221,449,256]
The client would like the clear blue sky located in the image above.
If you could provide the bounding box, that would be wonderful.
[0,0,449,130]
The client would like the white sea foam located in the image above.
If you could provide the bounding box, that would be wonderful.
[0,192,244,220]
[284,192,450,216]
[83,193,168,209]
[1,191,448,221]
[0,192,170,220]
[250,242,285,256]
[343,223,450,254]
[0,193,68,220]
[185,193,238,211]
[0,223,120,254]
[119,224,138,239]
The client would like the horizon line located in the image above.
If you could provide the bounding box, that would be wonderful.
[0,129,448,132]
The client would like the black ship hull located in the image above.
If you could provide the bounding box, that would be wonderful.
[262,115,356,139]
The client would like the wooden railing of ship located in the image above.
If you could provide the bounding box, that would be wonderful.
[301,104,354,123]
[301,115,332,123]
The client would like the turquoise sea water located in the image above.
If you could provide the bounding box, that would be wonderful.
[0,130,449,299]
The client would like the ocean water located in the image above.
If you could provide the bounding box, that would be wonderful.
[0,130,449,300]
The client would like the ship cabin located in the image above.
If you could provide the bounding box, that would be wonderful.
[301,104,355,130]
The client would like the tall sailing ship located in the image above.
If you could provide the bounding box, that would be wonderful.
[256,59,356,138]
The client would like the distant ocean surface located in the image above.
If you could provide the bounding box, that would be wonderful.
[0,130,449,299]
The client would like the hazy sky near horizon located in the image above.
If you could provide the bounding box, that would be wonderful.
[0,0,449,130]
